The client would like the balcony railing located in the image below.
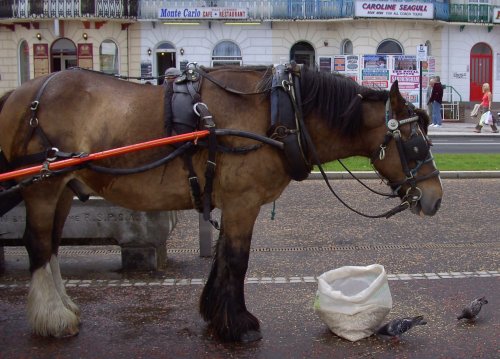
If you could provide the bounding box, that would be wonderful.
[0,0,138,20]
[139,0,355,20]
[449,4,493,23]
[1,1,499,25]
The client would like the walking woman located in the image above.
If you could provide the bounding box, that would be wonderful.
[474,83,499,133]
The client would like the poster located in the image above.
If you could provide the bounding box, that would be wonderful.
[319,57,332,72]
[33,43,49,78]
[333,56,345,72]
[78,43,93,70]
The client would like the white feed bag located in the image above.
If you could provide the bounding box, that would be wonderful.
[314,264,392,341]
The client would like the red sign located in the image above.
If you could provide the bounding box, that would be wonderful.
[78,43,93,70]
[33,43,49,77]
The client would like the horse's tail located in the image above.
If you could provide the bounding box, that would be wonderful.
[0,90,24,217]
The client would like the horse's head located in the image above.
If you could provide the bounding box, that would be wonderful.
[365,81,442,216]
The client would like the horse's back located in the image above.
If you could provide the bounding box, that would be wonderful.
[0,70,166,160]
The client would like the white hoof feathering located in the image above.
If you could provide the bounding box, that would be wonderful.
[28,264,80,337]
[49,255,81,317]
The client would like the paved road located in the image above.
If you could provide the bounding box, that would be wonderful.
[1,178,499,358]
[431,136,500,154]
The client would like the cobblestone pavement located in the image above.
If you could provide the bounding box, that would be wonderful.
[1,178,499,359]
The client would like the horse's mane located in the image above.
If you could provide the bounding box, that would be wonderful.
[299,69,389,137]
[252,66,389,138]
[200,65,271,73]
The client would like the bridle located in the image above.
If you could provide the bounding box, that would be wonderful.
[371,99,440,208]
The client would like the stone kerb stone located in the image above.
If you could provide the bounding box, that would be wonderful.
[0,197,178,271]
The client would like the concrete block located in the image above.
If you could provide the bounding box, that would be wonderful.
[0,197,177,271]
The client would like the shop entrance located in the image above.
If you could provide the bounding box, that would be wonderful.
[470,43,492,101]
[156,43,176,85]
[51,38,77,72]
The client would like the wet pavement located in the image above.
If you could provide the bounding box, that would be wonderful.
[1,178,499,358]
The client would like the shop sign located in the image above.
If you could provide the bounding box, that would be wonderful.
[493,7,500,23]
[159,7,248,20]
[33,43,49,78]
[78,43,93,70]
[355,1,433,19]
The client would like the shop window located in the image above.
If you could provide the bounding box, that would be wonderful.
[100,40,119,75]
[212,41,242,67]
[376,39,403,55]
[19,40,30,84]
[341,39,353,55]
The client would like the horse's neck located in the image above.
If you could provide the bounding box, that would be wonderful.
[305,116,364,164]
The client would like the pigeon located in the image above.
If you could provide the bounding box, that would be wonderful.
[457,296,488,321]
[376,315,427,341]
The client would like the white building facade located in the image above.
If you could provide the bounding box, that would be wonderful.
[1,0,499,108]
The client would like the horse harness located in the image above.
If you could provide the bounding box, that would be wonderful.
[164,63,312,222]
[372,100,439,207]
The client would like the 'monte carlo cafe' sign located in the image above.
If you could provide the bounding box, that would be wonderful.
[159,7,248,20]
[355,0,434,19]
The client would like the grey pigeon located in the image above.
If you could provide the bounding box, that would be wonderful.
[457,296,488,320]
[376,315,427,340]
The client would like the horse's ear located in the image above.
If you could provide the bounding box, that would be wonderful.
[389,80,407,113]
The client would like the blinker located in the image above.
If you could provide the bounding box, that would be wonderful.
[403,135,429,161]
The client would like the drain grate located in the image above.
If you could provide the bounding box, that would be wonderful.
[5,241,498,257]
[167,241,498,254]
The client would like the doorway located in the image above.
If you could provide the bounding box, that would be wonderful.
[51,38,77,72]
[290,42,315,69]
[470,43,492,101]
[156,42,176,85]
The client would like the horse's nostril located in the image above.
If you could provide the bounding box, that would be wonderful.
[434,198,442,212]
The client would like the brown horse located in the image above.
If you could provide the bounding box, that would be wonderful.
[0,66,443,342]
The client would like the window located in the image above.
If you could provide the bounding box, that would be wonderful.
[100,40,119,75]
[341,39,353,55]
[290,41,315,68]
[376,39,403,55]
[471,42,492,55]
[425,40,431,56]
[19,40,30,84]
[212,41,242,67]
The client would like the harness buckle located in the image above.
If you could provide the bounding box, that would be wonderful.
[46,147,59,162]
[379,145,386,160]
[270,125,289,139]
[30,100,40,111]
[29,117,39,127]
[193,102,209,117]
[281,80,292,92]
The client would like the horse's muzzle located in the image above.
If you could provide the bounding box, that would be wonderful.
[412,196,441,216]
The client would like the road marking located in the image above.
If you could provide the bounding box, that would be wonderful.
[0,271,498,288]
[433,142,500,145]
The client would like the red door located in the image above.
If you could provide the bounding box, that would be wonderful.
[470,43,492,101]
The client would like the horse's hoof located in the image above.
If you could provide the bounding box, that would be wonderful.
[240,330,262,343]
[54,326,80,338]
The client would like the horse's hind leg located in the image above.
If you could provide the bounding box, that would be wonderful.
[50,186,80,318]
[200,203,261,342]
[23,180,80,337]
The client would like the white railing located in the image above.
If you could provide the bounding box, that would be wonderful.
[138,0,354,21]
[1,0,136,19]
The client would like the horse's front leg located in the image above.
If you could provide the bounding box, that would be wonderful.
[199,204,261,342]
